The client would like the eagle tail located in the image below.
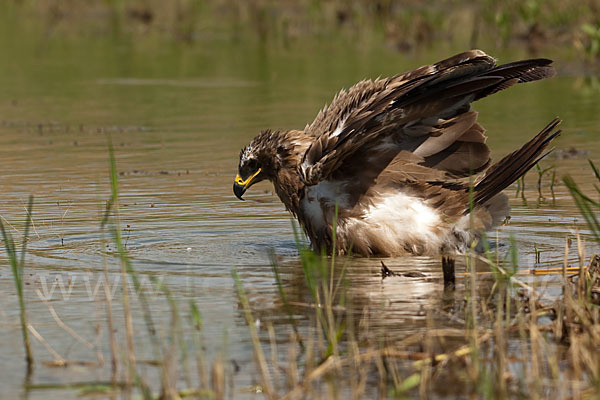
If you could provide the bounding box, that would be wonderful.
[473,118,562,206]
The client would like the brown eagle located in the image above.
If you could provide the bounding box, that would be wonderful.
[233,50,560,256]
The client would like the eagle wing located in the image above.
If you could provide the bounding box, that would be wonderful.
[298,50,555,187]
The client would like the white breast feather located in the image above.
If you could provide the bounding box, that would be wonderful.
[300,181,350,231]
[343,191,448,254]
[364,193,440,237]
[301,183,465,254]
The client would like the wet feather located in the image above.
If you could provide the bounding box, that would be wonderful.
[235,50,561,256]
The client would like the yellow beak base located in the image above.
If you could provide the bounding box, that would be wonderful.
[233,168,261,200]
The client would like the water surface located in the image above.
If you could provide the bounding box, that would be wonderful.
[0,27,598,399]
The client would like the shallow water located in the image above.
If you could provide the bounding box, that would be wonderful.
[0,23,599,399]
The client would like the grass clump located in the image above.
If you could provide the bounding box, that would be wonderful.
[4,143,600,399]
[8,141,230,399]
[564,160,600,244]
[232,166,600,398]
[101,138,228,398]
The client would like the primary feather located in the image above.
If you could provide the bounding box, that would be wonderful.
[234,50,560,256]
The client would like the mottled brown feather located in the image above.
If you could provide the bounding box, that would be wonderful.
[300,51,555,187]
[235,50,560,256]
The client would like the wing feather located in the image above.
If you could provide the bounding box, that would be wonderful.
[413,111,478,157]
[299,50,555,187]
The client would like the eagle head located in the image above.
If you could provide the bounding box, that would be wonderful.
[234,129,294,200]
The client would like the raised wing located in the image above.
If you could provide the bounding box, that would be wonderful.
[298,50,554,186]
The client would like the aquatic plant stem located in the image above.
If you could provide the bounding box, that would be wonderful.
[153,278,193,396]
[101,228,118,381]
[107,139,136,384]
[189,301,210,391]
[1,195,34,373]
[269,250,304,349]
[232,269,275,399]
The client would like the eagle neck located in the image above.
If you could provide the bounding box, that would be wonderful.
[273,167,305,217]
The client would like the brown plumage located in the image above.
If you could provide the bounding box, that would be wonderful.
[233,50,561,256]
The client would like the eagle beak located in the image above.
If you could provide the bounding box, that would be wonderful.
[233,180,246,200]
[233,168,262,200]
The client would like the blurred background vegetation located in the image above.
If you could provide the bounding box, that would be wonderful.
[4,0,600,63]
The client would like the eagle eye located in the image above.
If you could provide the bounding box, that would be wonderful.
[246,159,259,171]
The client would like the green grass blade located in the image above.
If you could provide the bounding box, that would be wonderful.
[1,203,34,370]
[20,195,34,267]
[232,269,274,398]
[564,175,600,244]
[589,159,600,182]
[269,249,304,349]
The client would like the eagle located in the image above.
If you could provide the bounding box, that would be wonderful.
[233,50,560,256]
